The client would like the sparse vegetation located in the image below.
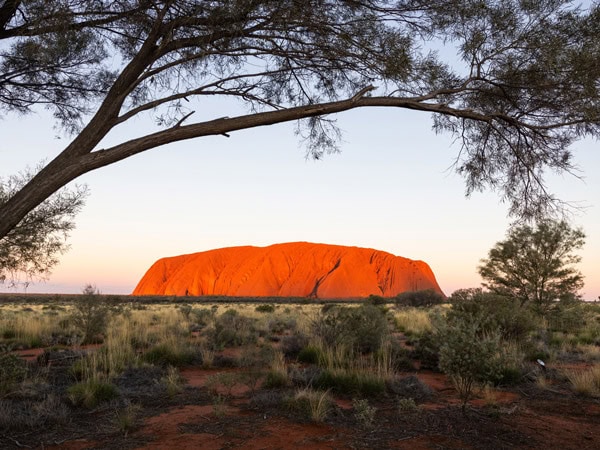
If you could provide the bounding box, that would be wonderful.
[0,293,598,448]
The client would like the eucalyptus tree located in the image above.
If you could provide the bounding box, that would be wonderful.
[1,0,600,278]
[478,220,585,312]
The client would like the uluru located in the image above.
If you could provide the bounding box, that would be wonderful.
[133,242,444,298]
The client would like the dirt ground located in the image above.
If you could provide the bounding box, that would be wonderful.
[2,352,599,450]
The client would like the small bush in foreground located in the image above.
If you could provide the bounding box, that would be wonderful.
[68,379,119,408]
[288,388,332,422]
[0,350,27,395]
[315,369,385,397]
[565,364,600,397]
[353,398,377,428]
[438,319,503,411]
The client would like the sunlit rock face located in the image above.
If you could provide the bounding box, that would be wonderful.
[133,242,444,298]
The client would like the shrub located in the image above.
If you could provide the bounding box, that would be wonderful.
[281,333,309,358]
[161,365,185,397]
[0,350,27,395]
[397,397,419,412]
[288,388,332,422]
[190,308,215,327]
[297,345,323,365]
[143,343,195,367]
[255,304,275,313]
[565,364,600,397]
[437,319,504,410]
[311,304,389,354]
[396,289,445,307]
[114,402,141,435]
[70,284,113,344]
[367,295,387,306]
[68,379,119,408]
[352,398,377,428]
[447,290,537,342]
[212,310,258,348]
[315,369,385,397]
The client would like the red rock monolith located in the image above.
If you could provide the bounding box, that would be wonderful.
[132,242,444,298]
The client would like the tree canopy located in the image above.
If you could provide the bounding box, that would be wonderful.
[0,167,87,285]
[1,1,600,270]
[478,220,585,312]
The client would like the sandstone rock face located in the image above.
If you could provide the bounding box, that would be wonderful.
[132,242,444,298]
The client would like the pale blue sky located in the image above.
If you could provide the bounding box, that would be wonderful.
[1,97,599,300]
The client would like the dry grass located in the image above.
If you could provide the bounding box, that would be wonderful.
[565,364,600,397]
[393,308,432,336]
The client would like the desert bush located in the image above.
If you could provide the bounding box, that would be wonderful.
[411,330,441,370]
[114,402,141,435]
[281,333,309,358]
[297,345,323,365]
[447,290,537,342]
[311,304,389,354]
[395,289,445,307]
[288,388,332,422]
[70,284,113,344]
[190,308,215,327]
[437,318,504,410]
[142,342,195,367]
[397,397,419,412]
[212,310,258,348]
[352,398,377,428]
[367,294,387,306]
[565,364,600,397]
[161,365,185,397]
[264,351,289,388]
[0,394,69,430]
[68,379,119,408]
[255,304,275,313]
[387,375,433,402]
[314,369,385,397]
[393,308,432,336]
[0,349,27,395]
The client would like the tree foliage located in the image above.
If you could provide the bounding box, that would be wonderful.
[1,1,600,243]
[478,220,585,312]
[0,167,86,286]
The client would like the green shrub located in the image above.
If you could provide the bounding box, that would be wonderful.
[352,398,377,427]
[287,388,332,422]
[314,369,385,397]
[397,397,419,412]
[143,343,195,367]
[447,290,537,342]
[396,289,445,307]
[263,370,289,388]
[255,304,275,313]
[68,379,119,408]
[70,285,113,344]
[0,350,27,394]
[213,310,258,348]
[437,319,504,410]
[297,345,323,364]
[190,308,215,327]
[367,295,387,306]
[311,304,389,354]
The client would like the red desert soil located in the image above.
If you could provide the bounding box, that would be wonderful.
[133,242,444,298]
[127,367,600,450]
[19,358,600,450]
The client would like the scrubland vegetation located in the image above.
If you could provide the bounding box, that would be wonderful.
[0,289,599,448]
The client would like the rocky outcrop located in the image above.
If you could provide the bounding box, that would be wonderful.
[132,242,444,298]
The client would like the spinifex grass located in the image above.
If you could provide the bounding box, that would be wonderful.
[565,364,600,397]
[393,308,433,336]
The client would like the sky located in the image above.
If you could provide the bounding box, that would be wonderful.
[1,94,599,300]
